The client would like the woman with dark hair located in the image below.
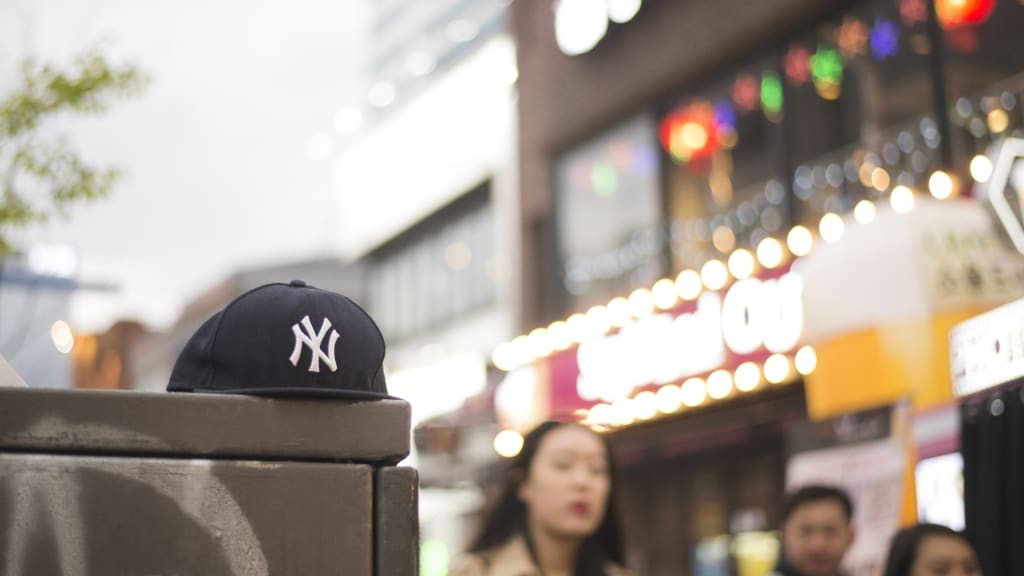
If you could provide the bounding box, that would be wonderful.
[450,421,632,576]
[883,523,981,576]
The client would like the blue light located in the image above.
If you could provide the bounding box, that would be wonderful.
[870,17,900,61]
[714,100,736,132]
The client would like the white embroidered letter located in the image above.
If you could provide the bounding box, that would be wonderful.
[289,315,340,373]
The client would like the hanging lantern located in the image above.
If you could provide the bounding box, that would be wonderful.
[784,45,811,86]
[659,102,720,164]
[761,71,784,120]
[838,16,869,57]
[811,45,844,100]
[935,0,996,29]
[870,17,901,60]
[900,0,928,25]
[732,74,760,113]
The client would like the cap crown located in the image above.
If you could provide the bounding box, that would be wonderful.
[169,281,388,399]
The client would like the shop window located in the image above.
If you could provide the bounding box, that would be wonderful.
[662,54,789,273]
[553,115,662,312]
[366,183,495,343]
[784,0,939,230]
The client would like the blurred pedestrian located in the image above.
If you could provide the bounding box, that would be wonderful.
[882,523,981,576]
[450,421,632,576]
[772,485,855,576]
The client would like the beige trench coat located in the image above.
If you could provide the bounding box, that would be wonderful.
[449,536,634,576]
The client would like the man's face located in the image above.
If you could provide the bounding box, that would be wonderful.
[780,500,854,576]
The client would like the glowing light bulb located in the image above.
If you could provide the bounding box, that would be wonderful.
[701,260,729,291]
[494,430,524,458]
[656,385,683,414]
[587,403,613,425]
[988,109,1010,134]
[681,377,707,407]
[566,313,589,343]
[819,213,845,243]
[633,391,658,420]
[712,226,736,253]
[787,226,814,257]
[707,369,733,399]
[734,361,761,392]
[871,167,891,191]
[764,354,792,384]
[795,346,818,375]
[607,0,642,23]
[548,321,573,351]
[854,200,876,224]
[628,288,655,318]
[652,279,678,310]
[492,342,516,371]
[728,249,756,279]
[510,335,531,366]
[611,398,635,426]
[891,185,915,213]
[585,305,612,337]
[676,269,703,300]
[757,238,785,268]
[607,297,632,327]
[929,170,954,200]
[527,327,552,359]
[681,122,709,150]
[970,155,993,183]
[51,320,74,354]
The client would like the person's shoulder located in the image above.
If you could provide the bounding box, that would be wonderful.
[449,552,489,576]
[450,537,539,576]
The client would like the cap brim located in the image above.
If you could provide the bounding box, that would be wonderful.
[174,387,398,401]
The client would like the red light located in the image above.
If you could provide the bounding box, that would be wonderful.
[784,45,811,86]
[935,0,996,28]
[731,74,759,112]
[659,103,720,163]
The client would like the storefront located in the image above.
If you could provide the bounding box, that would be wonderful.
[949,296,1024,576]
[500,0,1024,574]
[493,260,809,574]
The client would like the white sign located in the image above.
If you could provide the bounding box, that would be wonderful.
[983,136,1024,254]
[576,273,803,403]
[787,439,906,576]
[950,296,1024,397]
[722,273,803,355]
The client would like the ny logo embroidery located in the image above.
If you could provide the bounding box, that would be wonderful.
[289,315,340,373]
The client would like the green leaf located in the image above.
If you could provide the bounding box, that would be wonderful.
[0,44,147,255]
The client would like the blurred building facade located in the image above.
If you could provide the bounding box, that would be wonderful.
[335,1,519,573]
[0,246,90,389]
[493,0,1024,575]
[73,256,367,393]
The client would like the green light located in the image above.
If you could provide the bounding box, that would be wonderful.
[760,71,783,117]
[421,539,450,576]
[591,160,618,197]
[811,45,844,87]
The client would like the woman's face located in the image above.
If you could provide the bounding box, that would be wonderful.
[911,534,981,576]
[518,425,611,540]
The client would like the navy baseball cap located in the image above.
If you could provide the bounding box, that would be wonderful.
[168,280,391,400]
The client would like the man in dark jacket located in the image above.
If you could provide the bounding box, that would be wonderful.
[772,485,855,576]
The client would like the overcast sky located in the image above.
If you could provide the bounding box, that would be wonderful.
[0,0,370,332]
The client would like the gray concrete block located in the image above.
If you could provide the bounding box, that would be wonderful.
[376,467,419,576]
[0,388,410,463]
[0,453,373,575]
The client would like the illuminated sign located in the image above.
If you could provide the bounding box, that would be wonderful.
[950,296,1024,397]
[984,136,1024,255]
[576,273,803,402]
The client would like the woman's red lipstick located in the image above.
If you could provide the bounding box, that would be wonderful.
[571,502,590,516]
